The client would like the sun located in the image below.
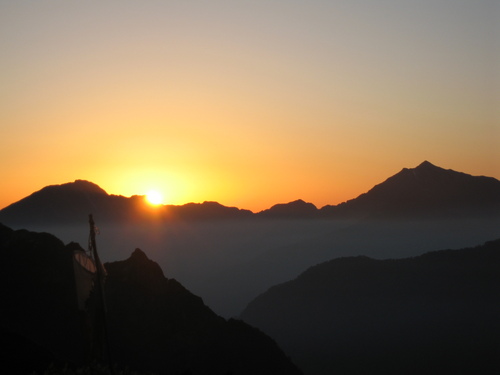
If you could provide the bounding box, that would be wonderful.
[145,190,164,205]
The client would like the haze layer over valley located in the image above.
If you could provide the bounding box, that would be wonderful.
[1,162,499,317]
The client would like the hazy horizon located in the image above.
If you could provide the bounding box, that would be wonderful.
[2,160,500,213]
[1,1,498,212]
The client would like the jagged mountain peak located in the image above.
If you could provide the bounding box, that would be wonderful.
[106,248,168,292]
[320,161,500,218]
[387,160,491,186]
[392,160,449,179]
[416,160,438,169]
[404,160,447,176]
[130,247,149,261]
[126,247,166,279]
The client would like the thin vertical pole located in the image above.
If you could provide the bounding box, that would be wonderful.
[88,214,112,368]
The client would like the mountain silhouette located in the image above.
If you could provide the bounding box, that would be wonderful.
[0,180,252,226]
[255,161,500,219]
[0,224,84,368]
[320,161,500,218]
[167,200,253,220]
[2,161,498,226]
[257,199,319,218]
[0,223,302,374]
[0,180,138,225]
[240,238,500,375]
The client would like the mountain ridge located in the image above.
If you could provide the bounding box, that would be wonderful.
[0,223,302,374]
[319,160,500,218]
[1,161,499,226]
[256,199,318,218]
[240,238,500,375]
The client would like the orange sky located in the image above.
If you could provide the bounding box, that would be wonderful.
[1,1,499,212]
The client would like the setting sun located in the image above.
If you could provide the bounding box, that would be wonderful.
[145,190,164,205]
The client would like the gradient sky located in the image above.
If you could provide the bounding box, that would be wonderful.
[1,1,498,212]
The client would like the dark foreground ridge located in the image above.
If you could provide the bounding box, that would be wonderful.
[0,223,302,375]
[1,161,499,226]
[240,238,500,375]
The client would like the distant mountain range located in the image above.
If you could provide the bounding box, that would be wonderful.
[1,161,499,226]
[319,160,500,218]
[240,239,500,375]
[0,223,302,374]
[0,180,253,226]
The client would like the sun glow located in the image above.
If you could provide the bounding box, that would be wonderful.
[145,190,164,205]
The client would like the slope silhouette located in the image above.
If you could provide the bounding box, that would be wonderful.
[1,161,499,320]
[104,248,302,374]
[0,180,141,225]
[0,181,253,226]
[240,239,500,375]
[0,223,302,374]
[320,161,500,218]
[1,162,499,226]
[0,224,83,366]
[257,199,318,218]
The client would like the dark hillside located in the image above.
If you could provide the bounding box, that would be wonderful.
[241,239,500,375]
[104,248,301,374]
[0,224,83,364]
[0,224,301,374]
